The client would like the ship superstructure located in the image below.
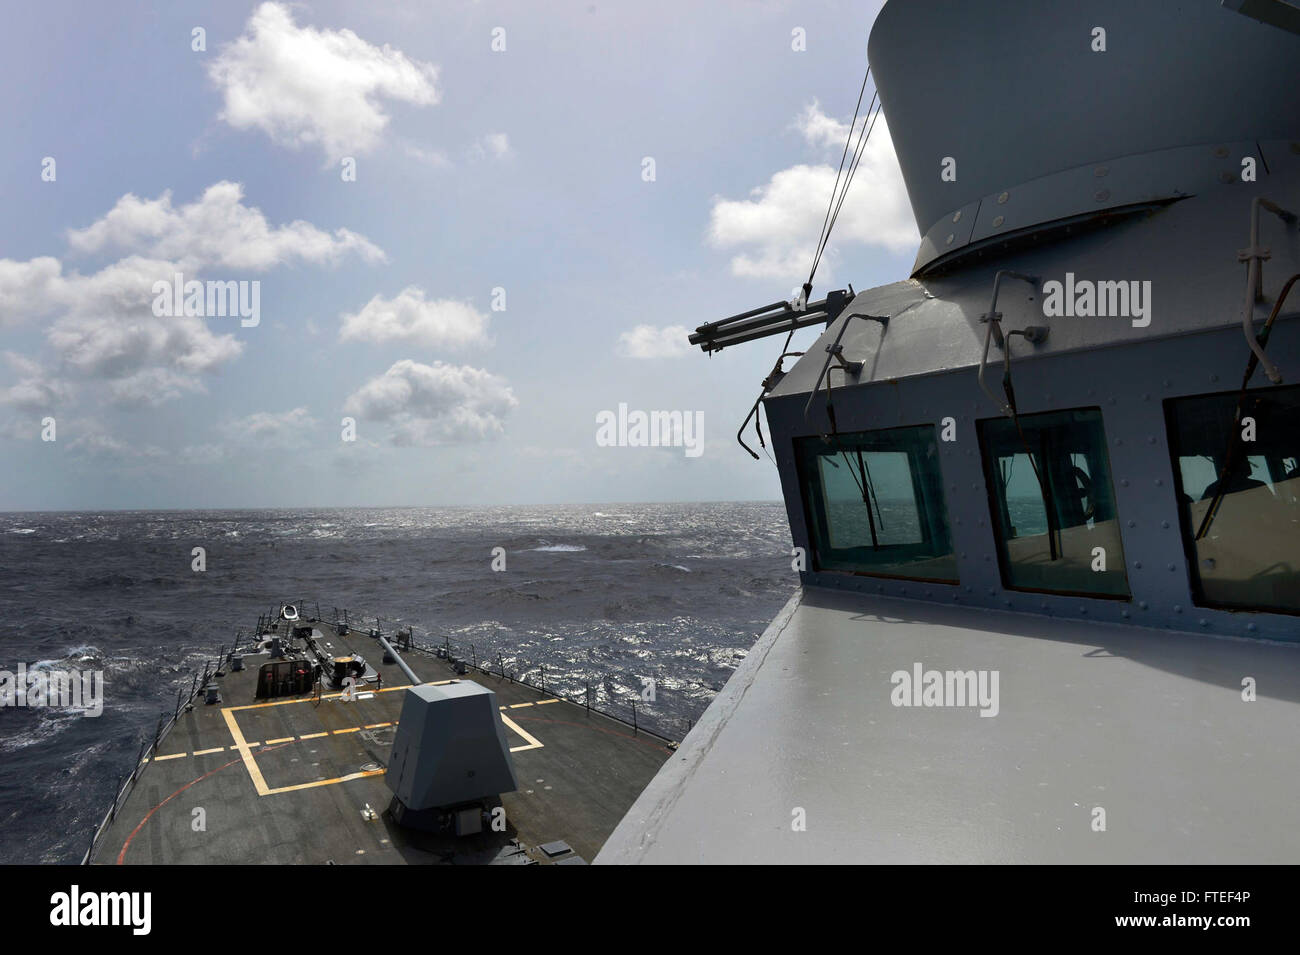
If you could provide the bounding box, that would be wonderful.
[598,0,1300,863]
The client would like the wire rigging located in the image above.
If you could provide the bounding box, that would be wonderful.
[738,61,880,466]
[806,60,877,298]
[815,100,881,283]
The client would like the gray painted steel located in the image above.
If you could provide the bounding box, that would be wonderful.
[767,319,1300,641]
[868,0,1300,271]
[768,174,1300,400]
[602,1,1300,862]
[378,634,420,685]
[598,589,1300,863]
[387,681,519,810]
[91,625,674,864]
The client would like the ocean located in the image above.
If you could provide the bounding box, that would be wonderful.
[0,502,795,864]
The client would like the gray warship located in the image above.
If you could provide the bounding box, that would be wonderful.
[87,604,675,864]
[599,0,1300,863]
[88,0,1300,866]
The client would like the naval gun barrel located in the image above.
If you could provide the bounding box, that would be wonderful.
[378,635,422,686]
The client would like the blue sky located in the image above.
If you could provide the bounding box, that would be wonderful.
[0,0,916,510]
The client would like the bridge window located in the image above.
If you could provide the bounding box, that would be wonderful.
[1165,384,1300,614]
[794,425,957,582]
[978,408,1130,597]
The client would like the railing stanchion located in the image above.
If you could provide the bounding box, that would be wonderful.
[109,774,123,822]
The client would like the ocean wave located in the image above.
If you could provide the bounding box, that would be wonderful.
[0,501,794,864]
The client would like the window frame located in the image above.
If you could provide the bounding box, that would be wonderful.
[976,406,1131,600]
[793,423,959,584]
[1163,383,1300,616]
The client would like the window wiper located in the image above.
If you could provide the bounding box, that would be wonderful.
[831,447,883,549]
[977,270,1060,559]
[1197,270,1300,539]
[853,448,885,547]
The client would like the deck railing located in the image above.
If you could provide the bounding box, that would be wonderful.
[83,603,698,864]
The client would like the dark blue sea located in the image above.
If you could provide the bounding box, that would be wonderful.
[0,503,794,864]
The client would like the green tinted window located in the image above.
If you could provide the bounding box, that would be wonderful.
[978,408,1129,597]
[795,425,957,582]
[1165,385,1300,614]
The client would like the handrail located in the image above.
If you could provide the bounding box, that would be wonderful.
[977,270,1039,417]
[1238,196,1297,384]
[801,311,889,423]
[83,605,691,863]
[736,350,804,459]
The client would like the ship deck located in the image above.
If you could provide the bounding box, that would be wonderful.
[599,587,1300,864]
[90,621,675,865]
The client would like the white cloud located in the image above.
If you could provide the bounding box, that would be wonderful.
[0,181,384,411]
[0,257,62,326]
[65,427,167,461]
[67,181,384,270]
[795,99,856,149]
[221,406,317,446]
[470,132,512,161]
[339,287,490,350]
[405,144,452,168]
[343,359,517,445]
[108,369,205,409]
[66,431,131,458]
[45,255,244,379]
[0,351,71,411]
[616,324,691,359]
[707,102,916,280]
[208,2,441,160]
[178,443,227,464]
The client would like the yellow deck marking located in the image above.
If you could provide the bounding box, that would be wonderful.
[191,747,226,756]
[221,707,271,797]
[233,684,413,711]
[152,752,186,761]
[218,673,550,794]
[261,768,387,795]
[501,714,543,753]
[509,702,533,709]
[536,699,559,705]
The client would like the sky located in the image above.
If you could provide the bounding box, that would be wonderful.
[0,0,917,510]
